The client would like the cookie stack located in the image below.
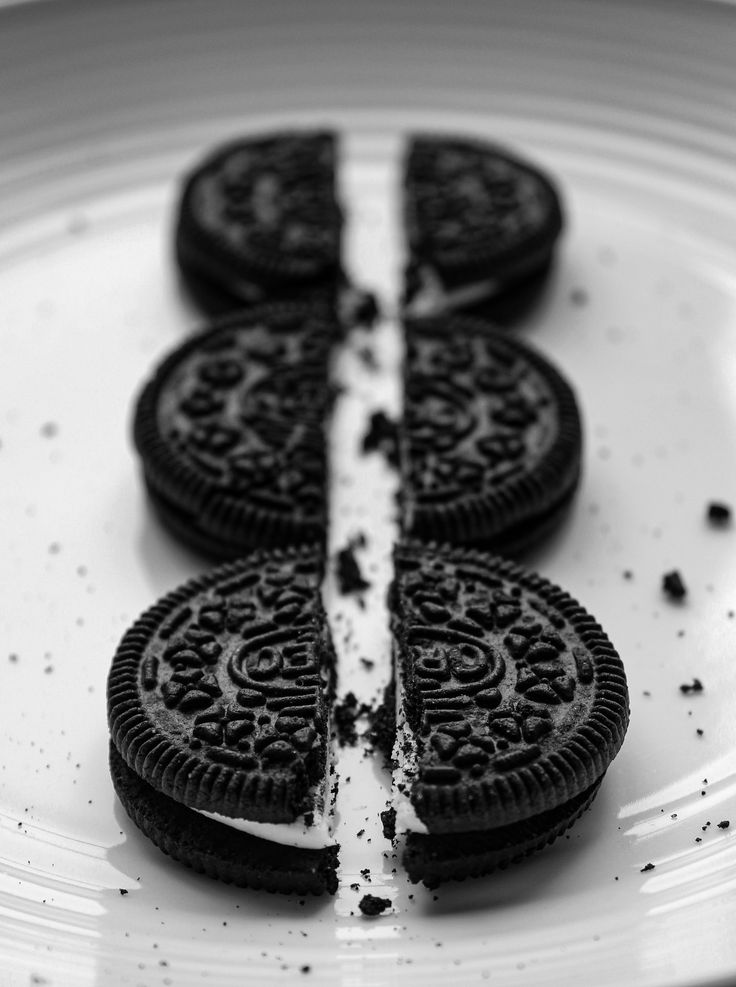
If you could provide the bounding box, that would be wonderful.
[107,131,629,895]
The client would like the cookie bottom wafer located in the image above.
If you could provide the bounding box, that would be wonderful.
[402,776,602,887]
[111,745,339,896]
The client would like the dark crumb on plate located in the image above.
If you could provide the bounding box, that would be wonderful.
[696,728,704,736]
[380,807,397,840]
[718,820,731,830]
[707,501,731,525]
[662,570,687,600]
[356,345,379,371]
[358,894,392,917]
[360,657,375,670]
[623,569,633,580]
[341,287,380,330]
[333,692,372,746]
[679,678,703,695]
[119,888,129,896]
[640,863,655,873]
[360,868,371,881]
[360,410,399,468]
[300,966,311,974]
[335,540,371,595]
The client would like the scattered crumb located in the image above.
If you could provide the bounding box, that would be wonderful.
[361,410,399,468]
[679,678,703,695]
[360,657,375,670]
[358,894,392,917]
[662,570,687,600]
[343,288,380,330]
[356,345,379,371]
[333,692,372,747]
[335,540,371,596]
[718,820,730,830]
[380,807,397,840]
[119,888,129,896]
[707,501,731,526]
[640,863,655,873]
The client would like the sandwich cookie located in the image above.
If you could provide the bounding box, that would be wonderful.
[399,315,582,556]
[176,130,344,316]
[403,134,564,324]
[133,303,335,559]
[389,541,629,886]
[107,547,340,895]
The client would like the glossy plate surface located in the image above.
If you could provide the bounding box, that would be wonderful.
[1,1,736,984]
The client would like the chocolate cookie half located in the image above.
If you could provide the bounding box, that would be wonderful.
[107,547,340,895]
[133,303,335,559]
[176,130,344,315]
[389,541,629,886]
[399,315,582,556]
[403,134,564,324]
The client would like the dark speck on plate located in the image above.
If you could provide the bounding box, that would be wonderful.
[707,501,731,526]
[358,894,392,916]
[662,570,687,600]
[679,678,703,695]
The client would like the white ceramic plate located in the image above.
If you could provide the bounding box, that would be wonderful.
[2,1,736,984]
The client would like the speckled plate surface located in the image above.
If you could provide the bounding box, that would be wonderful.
[1,1,736,985]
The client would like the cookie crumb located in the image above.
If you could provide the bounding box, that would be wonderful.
[707,501,731,526]
[679,678,703,695]
[717,820,730,830]
[358,894,392,916]
[640,863,655,873]
[361,410,399,468]
[335,541,371,595]
[662,570,686,600]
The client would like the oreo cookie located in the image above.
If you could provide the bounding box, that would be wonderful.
[403,134,564,324]
[399,315,582,555]
[107,547,340,895]
[176,130,343,315]
[133,303,335,559]
[389,541,629,886]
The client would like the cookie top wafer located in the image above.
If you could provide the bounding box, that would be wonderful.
[107,546,335,825]
[404,134,564,288]
[391,541,629,833]
[400,315,582,554]
[133,303,335,558]
[176,130,343,306]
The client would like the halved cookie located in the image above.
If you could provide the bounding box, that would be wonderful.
[107,547,340,895]
[133,302,335,559]
[176,130,344,314]
[399,315,582,556]
[403,134,564,324]
[389,541,629,886]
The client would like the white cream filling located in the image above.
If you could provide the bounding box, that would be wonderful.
[193,739,338,850]
[195,804,336,850]
[403,265,501,318]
